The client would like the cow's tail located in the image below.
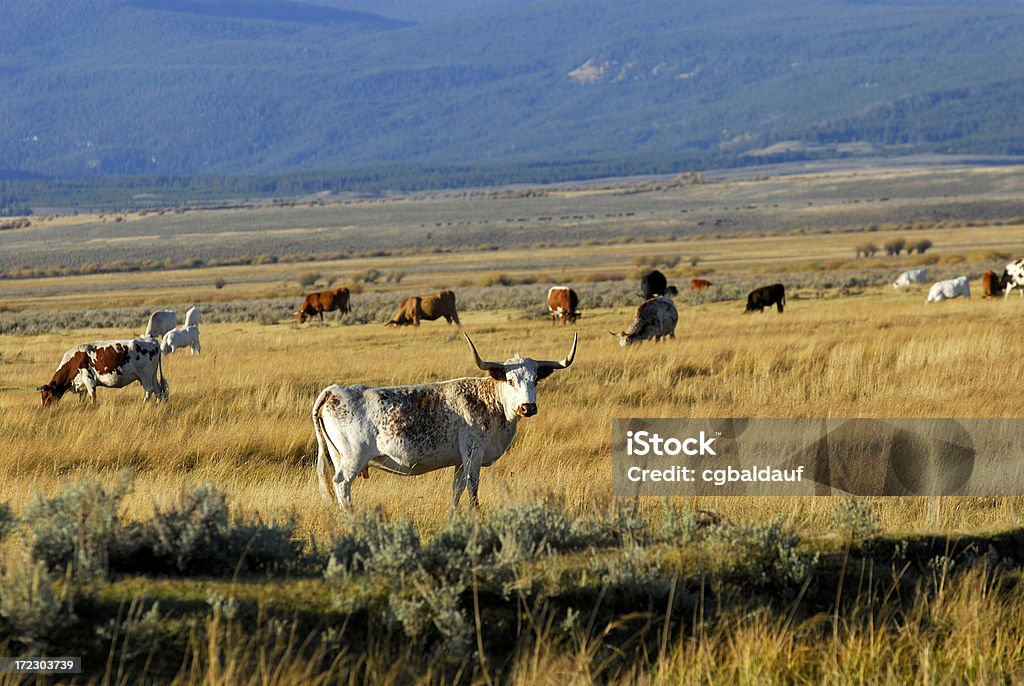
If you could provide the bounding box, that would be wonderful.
[157,349,169,401]
[312,387,337,501]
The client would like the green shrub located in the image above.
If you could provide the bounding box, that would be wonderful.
[708,518,819,591]
[657,499,699,544]
[832,497,881,540]
[21,475,131,582]
[490,503,577,559]
[0,558,71,647]
[326,511,421,581]
[0,502,14,544]
[132,483,303,576]
[387,574,471,657]
[571,506,653,548]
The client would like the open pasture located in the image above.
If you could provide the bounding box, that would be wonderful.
[4,166,1024,683]
[4,165,1024,533]
[3,287,1024,537]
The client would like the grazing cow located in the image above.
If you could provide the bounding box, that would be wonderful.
[744,283,786,313]
[161,325,201,355]
[926,276,970,303]
[312,332,577,511]
[982,271,1005,299]
[297,287,351,324]
[184,305,201,327]
[386,290,461,327]
[37,339,168,406]
[892,269,928,289]
[144,310,176,339]
[547,286,580,325]
[612,296,678,347]
[689,278,713,291]
[640,270,678,299]
[1001,259,1024,297]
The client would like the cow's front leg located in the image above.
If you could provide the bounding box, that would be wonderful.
[463,447,484,509]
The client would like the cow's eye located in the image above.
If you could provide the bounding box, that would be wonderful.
[507,377,515,387]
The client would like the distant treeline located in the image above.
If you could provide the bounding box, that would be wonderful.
[0,153,740,214]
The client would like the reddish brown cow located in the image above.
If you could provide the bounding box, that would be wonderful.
[386,290,461,327]
[982,271,1005,298]
[689,278,713,291]
[37,339,168,406]
[297,287,351,324]
[547,286,580,325]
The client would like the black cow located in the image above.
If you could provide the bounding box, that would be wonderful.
[744,283,786,313]
[640,270,678,299]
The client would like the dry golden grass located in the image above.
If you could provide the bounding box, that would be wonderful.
[3,287,1023,539]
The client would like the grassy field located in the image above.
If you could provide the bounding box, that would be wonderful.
[2,166,1024,682]
[4,291,1024,536]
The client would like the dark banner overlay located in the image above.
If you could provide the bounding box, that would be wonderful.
[612,419,1024,496]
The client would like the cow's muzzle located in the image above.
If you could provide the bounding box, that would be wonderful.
[517,403,537,417]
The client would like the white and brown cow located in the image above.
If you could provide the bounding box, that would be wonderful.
[547,286,580,325]
[612,296,678,347]
[37,339,168,406]
[312,333,577,511]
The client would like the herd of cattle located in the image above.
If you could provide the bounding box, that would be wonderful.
[30,258,1024,511]
[42,257,1021,410]
[36,305,201,406]
[896,258,1024,302]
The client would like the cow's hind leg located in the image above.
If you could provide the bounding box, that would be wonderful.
[313,390,366,513]
[451,465,467,509]
[81,373,98,405]
[333,474,355,513]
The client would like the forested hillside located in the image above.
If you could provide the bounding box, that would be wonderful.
[3,0,1024,209]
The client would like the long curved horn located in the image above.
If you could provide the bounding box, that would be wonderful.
[536,332,578,369]
[464,332,504,371]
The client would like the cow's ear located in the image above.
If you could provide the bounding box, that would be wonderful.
[487,368,506,381]
[536,365,555,380]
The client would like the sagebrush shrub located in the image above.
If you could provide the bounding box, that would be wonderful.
[0,502,15,544]
[708,519,819,591]
[0,557,70,647]
[21,475,131,582]
[327,511,421,580]
[832,497,881,540]
[138,483,302,575]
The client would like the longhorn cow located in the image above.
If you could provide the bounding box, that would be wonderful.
[312,333,577,511]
